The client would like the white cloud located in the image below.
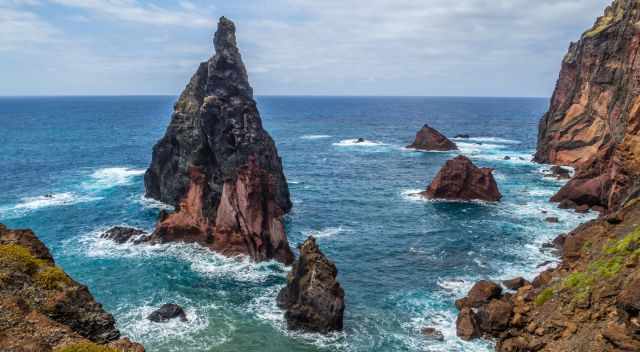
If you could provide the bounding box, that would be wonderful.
[48,0,214,27]
[0,6,58,51]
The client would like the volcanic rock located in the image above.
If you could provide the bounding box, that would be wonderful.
[0,224,143,351]
[277,236,344,333]
[546,166,572,179]
[455,134,470,139]
[421,327,444,341]
[100,227,148,244]
[422,155,502,202]
[147,304,188,323]
[456,308,480,340]
[534,0,640,213]
[460,280,503,309]
[545,217,559,223]
[407,124,458,151]
[143,17,293,264]
[356,138,366,143]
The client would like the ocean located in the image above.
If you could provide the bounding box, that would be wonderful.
[0,96,595,351]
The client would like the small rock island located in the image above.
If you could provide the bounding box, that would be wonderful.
[277,236,345,333]
[407,124,458,151]
[422,155,502,202]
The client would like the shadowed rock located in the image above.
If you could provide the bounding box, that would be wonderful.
[100,227,148,244]
[277,236,344,333]
[422,155,501,202]
[147,304,187,323]
[407,124,458,151]
[143,17,293,264]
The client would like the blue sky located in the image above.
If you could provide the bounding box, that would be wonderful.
[0,0,611,96]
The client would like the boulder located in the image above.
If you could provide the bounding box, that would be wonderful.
[277,236,344,333]
[456,308,480,340]
[100,227,147,244]
[406,124,458,151]
[544,217,559,223]
[463,280,503,308]
[547,166,572,180]
[422,156,502,202]
[502,277,529,291]
[143,17,293,264]
[617,275,640,314]
[476,299,513,333]
[147,304,188,323]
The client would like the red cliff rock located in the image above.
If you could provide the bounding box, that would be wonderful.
[422,155,502,202]
[534,0,640,212]
[407,124,458,151]
[144,17,293,264]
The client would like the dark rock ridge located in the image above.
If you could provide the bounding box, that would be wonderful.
[143,17,293,264]
[100,226,148,244]
[534,0,640,213]
[0,224,144,351]
[407,124,458,151]
[422,155,502,202]
[277,236,345,333]
[147,304,188,323]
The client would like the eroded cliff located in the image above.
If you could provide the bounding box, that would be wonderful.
[535,0,640,212]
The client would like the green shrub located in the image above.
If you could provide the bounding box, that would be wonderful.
[35,266,71,289]
[54,341,117,352]
[0,244,45,274]
[535,287,554,306]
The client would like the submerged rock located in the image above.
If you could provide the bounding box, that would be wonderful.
[454,134,470,139]
[407,124,458,151]
[143,17,293,264]
[100,226,148,244]
[422,155,502,202]
[147,304,188,323]
[0,224,143,351]
[277,236,344,333]
[355,138,366,143]
[421,327,444,341]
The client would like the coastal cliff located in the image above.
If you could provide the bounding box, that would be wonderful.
[0,224,143,351]
[534,0,640,212]
[144,17,294,264]
[457,1,640,350]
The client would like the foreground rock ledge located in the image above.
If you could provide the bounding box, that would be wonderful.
[407,124,458,151]
[144,16,293,264]
[422,155,502,202]
[0,224,143,352]
[277,236,345,333]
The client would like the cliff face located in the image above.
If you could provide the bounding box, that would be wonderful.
[534,0,640,212]
[0,224,143,352]
[144,17,293,264]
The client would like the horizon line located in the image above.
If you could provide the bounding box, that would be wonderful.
[0,94,550,99]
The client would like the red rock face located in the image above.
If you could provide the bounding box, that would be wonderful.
[407,124,458,151]
[534,0,640,212]
[422,155,502,202]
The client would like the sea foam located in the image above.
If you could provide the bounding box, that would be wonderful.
[83,167,145,190]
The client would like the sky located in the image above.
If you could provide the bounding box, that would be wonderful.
[0,0,612,97]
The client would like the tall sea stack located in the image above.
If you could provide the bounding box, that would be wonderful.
[144,17,294,264]
[534,0,640,212]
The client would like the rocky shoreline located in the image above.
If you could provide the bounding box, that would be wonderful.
[0,224,144,352]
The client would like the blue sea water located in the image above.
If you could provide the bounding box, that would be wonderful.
[0,96,595,352]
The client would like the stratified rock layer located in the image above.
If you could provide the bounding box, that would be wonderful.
[422,155,502,202]
[0,224,143,351]
[144,17,293,264]
[277,236,345,333]
[407,124,458,151]
[534,0,640,212]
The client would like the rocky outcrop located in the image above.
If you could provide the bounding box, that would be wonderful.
[456,199,640,351]
[0,224,143,351]
[407,124,458,151]
[144,17,293,264]
[147,304,187,323]
[422,155,502,202]
[534,0,640,213]
[100,227,148,244]
[277,236,345,333]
